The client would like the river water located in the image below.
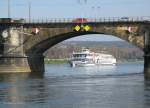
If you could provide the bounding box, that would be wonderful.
[0,62,150,108]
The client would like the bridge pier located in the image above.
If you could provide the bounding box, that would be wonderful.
[26,54,45,73]
[0,54,45,73]
[144,30,150,76]
[0,56,31,73]
[0,27,31,73]
[0,27,45,73]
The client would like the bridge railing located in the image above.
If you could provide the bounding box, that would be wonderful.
[28,18,74,23]
[1,16,150,24]
[25,16,150,23]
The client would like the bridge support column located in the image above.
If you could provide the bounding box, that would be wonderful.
[27,54,45,73]
[0,27,32,73]
[0,56,31,73]
[0,27,45,73]
[0,54,45,73]
[144,30,150,76]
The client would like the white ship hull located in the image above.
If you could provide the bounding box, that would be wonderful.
[96,63,116,65]
[70,61,95,67]
[71,61,116,67]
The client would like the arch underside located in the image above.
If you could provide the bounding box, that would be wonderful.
[25,30,144,55]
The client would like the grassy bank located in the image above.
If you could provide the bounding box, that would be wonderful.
[44,59,68,64]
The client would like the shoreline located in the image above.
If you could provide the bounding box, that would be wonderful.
[44,58,144,64]
[44,59,68,64]
[117,59,144,64]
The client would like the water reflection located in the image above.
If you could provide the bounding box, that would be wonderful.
[0,73,51,107]
[144,77,150,107]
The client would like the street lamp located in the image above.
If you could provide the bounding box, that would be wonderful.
[77,0,88,4]
[28,2,31,22]
[91,6,100,19]
[8,0,10,18]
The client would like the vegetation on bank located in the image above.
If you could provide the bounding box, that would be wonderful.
[44,41,143,61]
[44,59,68,64]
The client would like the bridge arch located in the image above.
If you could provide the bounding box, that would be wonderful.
[25,31,143,55]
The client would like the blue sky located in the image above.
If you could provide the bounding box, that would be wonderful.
[0,0,150,41]
[0,0,149,18]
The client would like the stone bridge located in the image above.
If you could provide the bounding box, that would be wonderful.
[0,17,150,75]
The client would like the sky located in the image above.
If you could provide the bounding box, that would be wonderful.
[0,0,150,41]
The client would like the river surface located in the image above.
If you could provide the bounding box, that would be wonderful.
[0,62,150,108]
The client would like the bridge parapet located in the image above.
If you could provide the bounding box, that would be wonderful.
[0,16,150,24]
[25,16,150,23]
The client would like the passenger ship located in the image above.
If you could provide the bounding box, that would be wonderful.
[70,48,116,67]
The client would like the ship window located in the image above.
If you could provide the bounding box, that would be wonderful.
[87,54,92,56]
[81,54,86,57]
[73,54,87,58]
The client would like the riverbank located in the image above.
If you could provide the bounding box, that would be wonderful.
[44,59,68,64]
[45,58,144,64]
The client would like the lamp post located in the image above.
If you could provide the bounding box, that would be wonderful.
[92,6,100,19]
[8,0,10,18]
[78,0,87,4]
[28,2,31,22]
